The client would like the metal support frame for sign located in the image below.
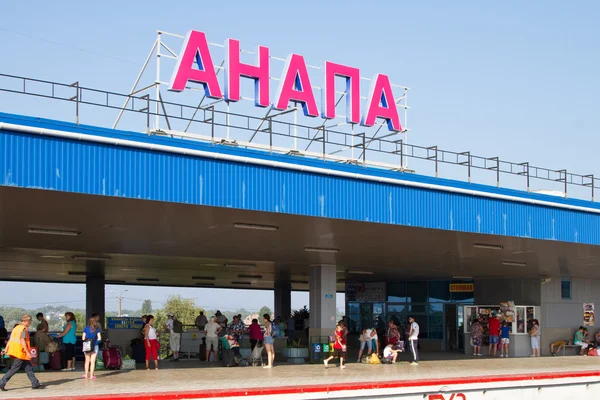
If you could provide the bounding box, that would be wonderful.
[519,162,530,192]
[555,169,568,198]
[112,30,409,158]
[427,146,439,178]
[584,174,595,201]
[184,60,225,133]
[487,157,500,187]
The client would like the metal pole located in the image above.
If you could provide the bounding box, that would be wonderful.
[269,117,273,154]
[322,127,326,161]
[226,101,230,141]
[211,106,215,144]
[155,32,162,130]
[293,105,298,150]
[460,152,471,183]
[69,81,80,125]
[400,139,403,169]
[351,124,355,160]
[404,90,409,169]
[362,133,366,166]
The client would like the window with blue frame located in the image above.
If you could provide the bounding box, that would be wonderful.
[561,279,572,300]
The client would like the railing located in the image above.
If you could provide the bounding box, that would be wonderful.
[0,73,597,202]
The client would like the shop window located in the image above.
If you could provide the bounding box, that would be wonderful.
[428,281,451,302]
[428,314,444,340]
[410,314,428,339]
[516,307,525,333]
[561,279,571,300]
[387,282,407,302]
[407,281,428,302]
[387,304,406,326]
[429,303,444,314]
[348,313,360,334]
[408,304,427,313]
[348,302,360,314]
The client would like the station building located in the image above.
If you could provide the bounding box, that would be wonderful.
[1,105,599,357]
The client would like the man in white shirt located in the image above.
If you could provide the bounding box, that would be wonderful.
[203,316,221,362]
[408,316,420,365]
[164,313,181,362]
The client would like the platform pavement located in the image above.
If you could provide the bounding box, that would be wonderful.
[0,354,599,399]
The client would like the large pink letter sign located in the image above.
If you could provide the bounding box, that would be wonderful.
[170,30,404,132]
[169,31,222,98]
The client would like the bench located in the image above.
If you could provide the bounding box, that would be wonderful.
[561,344,582,356]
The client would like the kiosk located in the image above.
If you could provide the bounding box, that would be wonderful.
[463,303,539,357]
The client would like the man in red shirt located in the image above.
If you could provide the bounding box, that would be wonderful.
[488,314,501,357]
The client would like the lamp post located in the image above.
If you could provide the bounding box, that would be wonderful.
[111,289,128,317]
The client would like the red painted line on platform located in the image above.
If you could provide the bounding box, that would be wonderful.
[24,370,600,400]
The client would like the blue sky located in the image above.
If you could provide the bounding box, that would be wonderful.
[0,1,598,311]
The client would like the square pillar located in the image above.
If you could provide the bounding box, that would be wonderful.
[308,265,337,338]
[274,282,292,319]
[86,273,105,327]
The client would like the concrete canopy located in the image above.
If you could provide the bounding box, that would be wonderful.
[1,185,600,290]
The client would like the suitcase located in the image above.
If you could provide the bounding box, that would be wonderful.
[222,348,238,367]
[103,342,122,370]
[50,350,62,370]
[199,343,206,361]
[131,343,146,364]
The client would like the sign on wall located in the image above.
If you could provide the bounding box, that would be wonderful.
[450,283,474,293]
[107,317,143,330]
[583,303,595,326]
[345,282,386,302]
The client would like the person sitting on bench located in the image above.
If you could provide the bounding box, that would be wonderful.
[574,326,589,356]
[550,339,572,356]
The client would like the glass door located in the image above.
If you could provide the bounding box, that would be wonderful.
[360,303,373,332]
[443,304,458,351]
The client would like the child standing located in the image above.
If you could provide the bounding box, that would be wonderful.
[500,321,511,358]
[324,324,346,369]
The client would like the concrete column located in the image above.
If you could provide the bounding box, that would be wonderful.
[85,262,105,326]
[308,265,337,339]
[274,282,292,319]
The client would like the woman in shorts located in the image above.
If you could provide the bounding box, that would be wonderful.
[82,317,101,379]
[529,319,541,357]
[262,314,275,368]
[323,324,346,369]
[204,316,221,362]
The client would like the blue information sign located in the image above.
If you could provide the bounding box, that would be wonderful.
[107,317,143,330]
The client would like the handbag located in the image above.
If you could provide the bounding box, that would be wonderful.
[46,341,59,354]
[82,340,92,352]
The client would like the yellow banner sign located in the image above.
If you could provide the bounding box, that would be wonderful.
[450,283,474,293]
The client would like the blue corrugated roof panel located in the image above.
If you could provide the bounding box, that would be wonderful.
[1,112,600,245]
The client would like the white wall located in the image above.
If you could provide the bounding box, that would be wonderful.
[540,277,600,355]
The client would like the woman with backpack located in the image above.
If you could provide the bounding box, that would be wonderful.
[262,314,275,368]
[81,317,101,379]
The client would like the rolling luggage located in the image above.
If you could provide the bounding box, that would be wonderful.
[132,343,146,364]
[199,343,206,361]
[103,341,122,370]
[50,350,62,370]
